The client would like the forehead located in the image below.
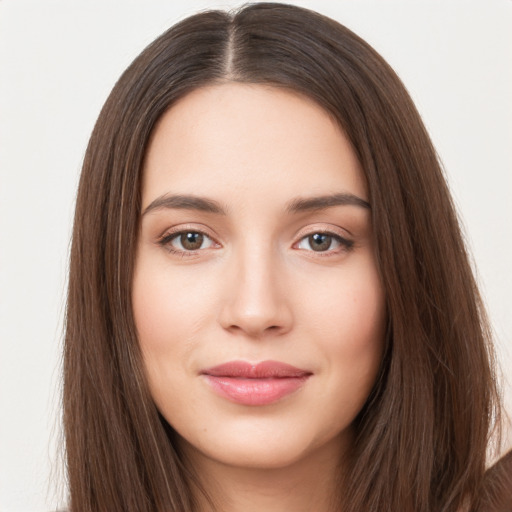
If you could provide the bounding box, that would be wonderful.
[142,83,367,208]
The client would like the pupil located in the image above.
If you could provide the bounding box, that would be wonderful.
[310,233,331,252]
[181,232,203,250]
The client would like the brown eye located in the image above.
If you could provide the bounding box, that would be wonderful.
[308,233,332,252]
[159,230,216,254]
[296,232,354,254]
[179,232,204,251]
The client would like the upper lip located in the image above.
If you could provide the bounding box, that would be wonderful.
[201,360,312,379]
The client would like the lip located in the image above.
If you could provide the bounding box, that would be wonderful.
[200,360,312,406]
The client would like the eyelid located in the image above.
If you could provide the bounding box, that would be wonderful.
[155,223,354,257]
[293,223,352,242]
[157,224,221,255]
[292,224,354,255]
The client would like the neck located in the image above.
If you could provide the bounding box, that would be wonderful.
[182,436,348,512]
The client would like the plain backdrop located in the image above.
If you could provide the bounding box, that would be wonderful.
[0,1,511,510]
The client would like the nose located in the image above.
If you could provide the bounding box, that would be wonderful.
[218,245,293,338]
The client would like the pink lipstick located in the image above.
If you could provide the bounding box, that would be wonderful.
[201,360,312,406]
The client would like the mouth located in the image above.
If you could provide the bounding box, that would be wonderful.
[200,360,312,406]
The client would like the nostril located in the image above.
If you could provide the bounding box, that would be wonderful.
[217,275,294,337]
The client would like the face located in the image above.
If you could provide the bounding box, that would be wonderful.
[133,83,386,471]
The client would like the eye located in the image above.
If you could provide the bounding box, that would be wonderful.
[296,232,353,253]
[159,230,216,253]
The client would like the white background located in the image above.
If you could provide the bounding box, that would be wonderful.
[0,1,511,510]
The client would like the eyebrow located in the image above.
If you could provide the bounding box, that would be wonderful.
[142,194,227,216]
[285,193,370,213]
[141,192,370,217]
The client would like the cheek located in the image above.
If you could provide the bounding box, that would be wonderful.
[132,256,230,420]
[298,258,386,400]
[132,260,214,355]
[132,262,200,410]
[300,257,385,346]
[132,262,199,416]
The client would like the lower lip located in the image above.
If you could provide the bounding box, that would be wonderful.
[203,375,309,406]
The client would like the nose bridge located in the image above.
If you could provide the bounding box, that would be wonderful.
[219,236,292,337]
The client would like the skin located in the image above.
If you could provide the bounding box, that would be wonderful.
[132,83,386,512]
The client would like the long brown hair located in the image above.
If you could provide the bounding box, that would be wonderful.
[64,3,501,511]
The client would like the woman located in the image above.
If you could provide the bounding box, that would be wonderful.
[64,3,505,511]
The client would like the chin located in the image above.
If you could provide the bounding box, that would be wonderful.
[176,418,348,472]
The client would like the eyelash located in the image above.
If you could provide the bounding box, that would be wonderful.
[157,228,217,257]
[157,228,354,257]
[295,230,354,256]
